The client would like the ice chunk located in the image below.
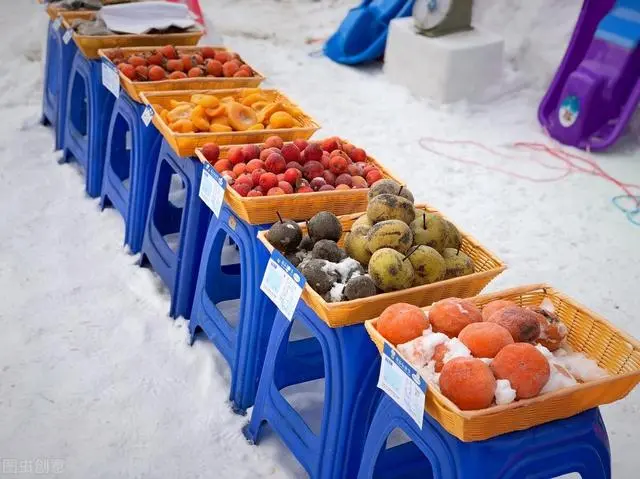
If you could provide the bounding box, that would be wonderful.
[553,351,608,382]
[442,337,471,363]
[327,282,345,303]
[419,360,441,391]
[541,363,577,394]
[329,257,364,283]
[398,332,449,369]
[478,358,493,365]
[539,297,556,314]
[494,379,516,405]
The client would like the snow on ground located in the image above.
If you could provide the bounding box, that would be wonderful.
[0,0,639,478]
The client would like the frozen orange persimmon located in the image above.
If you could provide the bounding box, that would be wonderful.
[429,298,482,338]
[487,306,541,343]
[439,357,496,410]
[458,322,514,358]
[481,299,516,321]
[377,303,430,346]
[530,307,567,351]
[491,343,550,399]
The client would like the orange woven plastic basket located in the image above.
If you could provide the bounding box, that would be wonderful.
[60,12,203,60]
[364,283,640,442]
[46,5,95,21]
[140,88,320,157]
[194,143,402,224]
[98,46,266,103]
[256,207,506,328]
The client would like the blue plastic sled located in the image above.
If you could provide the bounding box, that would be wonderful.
[324,0,415,65]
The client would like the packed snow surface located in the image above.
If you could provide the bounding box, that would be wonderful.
[1,0,639,477]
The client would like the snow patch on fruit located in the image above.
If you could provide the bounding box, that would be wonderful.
[494,379,517,405]
[398,331,449,369]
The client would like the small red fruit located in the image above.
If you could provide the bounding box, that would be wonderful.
[168,71,187,79]
[329,155,348,175]
[247,189,263,197]
[259,172,279,191]
[134,65,149,81]
[232,183,251,197]
[335,184,351,190]
[251,168,266,186]
[201,143,220,163]
[148,65,166,81]
[278,181,294,194]
[158,45,178,59]
[286,161,303,171]
[259,147,277,162]
[293,139,308,152]
[309,178,327,191]
[267,187,285,196]
[201,47,217,59]
[321,137,342,152]
[188,67,204,78]
[214,51,231,64]
[347,163,363,176]
[118,63,136,80]
[349,147,367,163]
[180,54,194,71]
[297,185,313,193]
[213,159,232,173]
[321,152,331,169]
[166,59,185,72]
[322,170,336,186]
[303,143,323,163]
[232,163,247,177]
[246,159,265,173]
[220,170,236,181]
[351,176,368,189]
[222,61,239,77]
[365,169,383,185]
[227,147,246,166]
[265,152,286,174]
[264,136,284,150]
[234,70,250,78]
[147,53,164,66]
[241,144,261,161]
[205,59,223,77]
[128,55,147,67]
[303,160,324,180]
[283,168,302,185]
[319,184,335,191]
[235,173,254,188]
[280,143,301,163]
[335,174,353,187]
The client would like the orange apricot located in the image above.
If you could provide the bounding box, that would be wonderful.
[458,322,514,358]
[440,358,496,410]
[491,343,550,399]
[428,298,482,338]
[377,303,430,346]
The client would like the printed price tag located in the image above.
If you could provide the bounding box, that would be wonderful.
[141,105,154,127]
[260,250,305,321]
[377,343,427,428]
[101,58,120,98]
[52,17,62,31]
[62,28,73,44]
[199,162,226,217]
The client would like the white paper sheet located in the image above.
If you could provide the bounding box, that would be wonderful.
[98,2,197,35]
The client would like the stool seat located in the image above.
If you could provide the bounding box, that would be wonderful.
[139,140,211,319]
[357,394,611,479]
[244,301,381,479]
[189,203,275,413]
[61,51,115,198]
[101,92,161,253]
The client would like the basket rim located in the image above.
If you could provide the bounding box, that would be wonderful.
[140,88,321,137]
[256,206,507,313]
[97,46,267,85]
[364,283,640,420]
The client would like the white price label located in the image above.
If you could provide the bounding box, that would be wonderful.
[101,59,120,98]
[141,105,154,127]
[52,17,62,31]
[378,343,427,428]
[62,28,73,44]
[260,250,306,321]
[199,162,226,217]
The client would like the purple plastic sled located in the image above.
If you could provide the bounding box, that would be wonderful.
[539,0,640,151]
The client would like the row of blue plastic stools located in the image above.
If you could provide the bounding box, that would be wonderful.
[41,18,613,479]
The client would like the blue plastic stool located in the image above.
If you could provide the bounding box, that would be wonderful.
[101,91,162,253]
[42,21,78,151]
[357,394,611,479]
[61,50,115,198]
[189,203,276,413]
[244,301,382,478]
[139,139,211,319]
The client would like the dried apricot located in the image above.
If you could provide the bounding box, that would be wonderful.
[268,111,296,129]
[190,105,210,132]
[227,102,258,131]
[191,94,220,109]
[210,123,232,133]
[171,119,194,133]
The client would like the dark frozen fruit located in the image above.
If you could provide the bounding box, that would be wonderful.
[311,240,346,263]
[308,211,342,242]
[344,275,377,300]
[300,259,337,295]
[266,217,302,253]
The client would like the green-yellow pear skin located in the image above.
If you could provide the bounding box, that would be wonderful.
[410,212,448,252]
[368,248,415,292]
[367,194,416,225]
[443,219,462,250]
[344,225,372,266]
[368,179,415,203]
[442,248,475,279]
[367,220,413,254]
[352,214,373,230]
[407,245,446,286]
